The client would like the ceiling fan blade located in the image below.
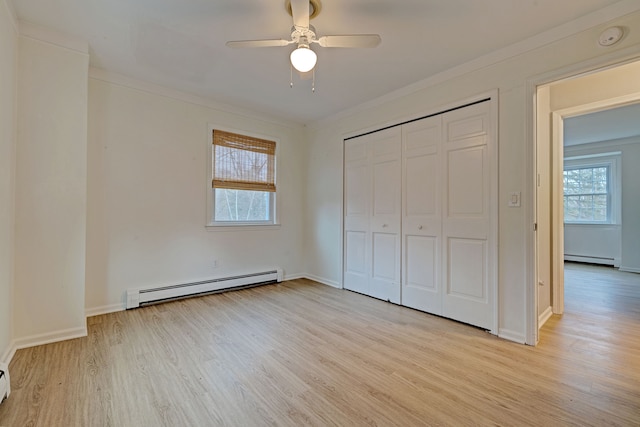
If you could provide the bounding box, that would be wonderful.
[316,34,382,48]
[226,39,292,48]
[290,0,310,29]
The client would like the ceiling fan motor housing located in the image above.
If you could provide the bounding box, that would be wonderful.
[291,25,317,45]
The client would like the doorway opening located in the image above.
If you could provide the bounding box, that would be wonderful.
[534,59,640,344]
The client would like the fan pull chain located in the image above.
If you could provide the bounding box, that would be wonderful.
[312,68,315,93]
[290,63,293,88]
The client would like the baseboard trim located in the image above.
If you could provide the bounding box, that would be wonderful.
[283,273,305,281]
[1,342,16,366]
[304,274,341,289]
[85,303,125,318]
[12,327,88,352]
[619,266,640,274]
[538,306,553,329]
[498,328,526,344]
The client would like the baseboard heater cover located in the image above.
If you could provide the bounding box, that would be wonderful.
[0,362,9,404]
[126,269,283,309]
[564,254,616,266]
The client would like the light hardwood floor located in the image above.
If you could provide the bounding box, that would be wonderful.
[1,267,639,426]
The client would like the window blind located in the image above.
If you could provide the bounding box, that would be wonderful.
[212,130,276,192]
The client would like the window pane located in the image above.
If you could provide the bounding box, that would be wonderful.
[564,194,608,222]
[563,169,581,195]
[564,196,580,221]
[563,165,610,223]
[214,189,271,222]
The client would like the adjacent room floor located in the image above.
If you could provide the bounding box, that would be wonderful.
[1,269,639,426]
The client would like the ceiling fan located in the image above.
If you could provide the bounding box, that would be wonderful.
[225,0,381,73]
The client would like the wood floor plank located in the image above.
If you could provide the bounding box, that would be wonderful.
[1,263,639,426]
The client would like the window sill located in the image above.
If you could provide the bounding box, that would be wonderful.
[206,223,281,232]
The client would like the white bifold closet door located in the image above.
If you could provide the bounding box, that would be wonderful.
[401,102,495,329]
[344,127,401,303]
[345,100,495,331]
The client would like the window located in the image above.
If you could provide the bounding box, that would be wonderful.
[563,153,620,224]
[563,166,609,222]
[209,129,277,226]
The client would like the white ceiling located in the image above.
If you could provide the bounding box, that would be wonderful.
[10,0,631,124]
[564,102,640,146]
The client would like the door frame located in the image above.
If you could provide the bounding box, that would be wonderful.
[528,52,640,345]
[550,96,640,313]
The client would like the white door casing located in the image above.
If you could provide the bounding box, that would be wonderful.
[536,85,553,327]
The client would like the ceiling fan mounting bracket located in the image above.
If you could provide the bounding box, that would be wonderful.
[285,0,322,21]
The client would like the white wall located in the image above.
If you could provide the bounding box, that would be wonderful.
[305,11,640,342]
[85,77,307,313]
[564,137,640,272]
[564,224,621,265]
[13,32,89,344]
[0,0,17,362]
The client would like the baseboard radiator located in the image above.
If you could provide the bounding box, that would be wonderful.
[0,363,9,404]
[564,254,616,266]
[126,269,283,309]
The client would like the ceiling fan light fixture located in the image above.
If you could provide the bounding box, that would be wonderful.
[290,46,317,72]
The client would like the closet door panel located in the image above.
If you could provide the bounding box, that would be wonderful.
[447,238,487,299]
[403,235,439,311]
[344,137,370,295]
[373,160,399,216]
[344,231,368,294]
[405,150,438,215]
[343,128,401,302]
[401,117,442,313]
[442,102,494,330]
[345,164,368,216]
[369,128,402,303]
[447,145,486,217]
[371,232,399,301]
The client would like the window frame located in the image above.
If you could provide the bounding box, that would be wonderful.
[206,125,280,229]
[563,152,621,225]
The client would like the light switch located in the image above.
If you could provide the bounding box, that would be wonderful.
[508,191,521,207]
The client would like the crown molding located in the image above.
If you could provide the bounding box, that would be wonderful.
[310,0,640,130]
[19,20,88,54]
[2,0,18,33]
[89,68,304,131]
